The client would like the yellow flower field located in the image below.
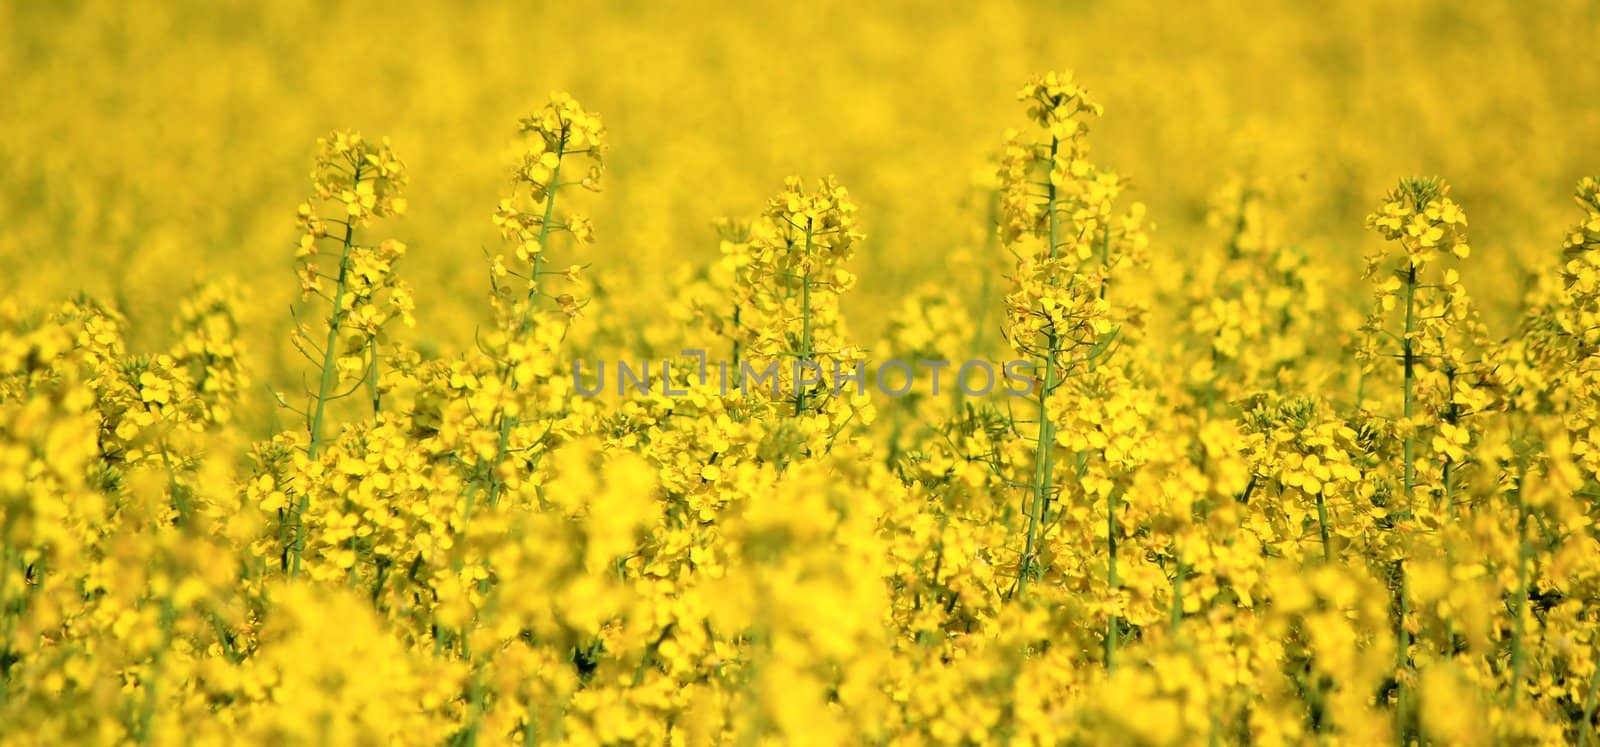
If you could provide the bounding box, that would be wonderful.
[3,1,1600,744]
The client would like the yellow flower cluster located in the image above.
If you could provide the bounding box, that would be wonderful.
[1182,180,1328,402]
[6,28,1600,746]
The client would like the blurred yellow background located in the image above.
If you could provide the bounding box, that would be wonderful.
[4,0,1596,368]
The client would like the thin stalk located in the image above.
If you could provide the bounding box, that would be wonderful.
[276,506,290,573]
[1578,636,1600,747]
[370,558,390,606]
[209,612,240,663]
[0,540,9,614]
[291,161,364,577]
[307,165,363,460]
[1316,491,1332,562]
[1396,568,1412,738]
[1401,260,1418,504]
[1017,136,1061,597]
[1394,260,1418,736]
[731,306,743,390]
[1225,188,1249,260]
[1105,487,1119,669]
[0,540,13,705]
[452,586,501,747]
[135,596,176,744]
[488,131,568,506]
[1170,545,1184,635]
[795,219,815,416]
[1098,219,1119,667]
[459,674,487,747]
[1509,477,1530,706]
[368,337,381,417]
[523,700,541,747]
[1098,219,1111,300]
[158,442,189,524]
[1439,365,1462,650]
[1442,364,1459,519]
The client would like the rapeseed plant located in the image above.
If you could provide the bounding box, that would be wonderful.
[5,51,1600,747]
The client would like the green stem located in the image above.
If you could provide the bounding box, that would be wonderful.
[158,441,189,524]
[523,699,541,747]
[488,131,568,507]
[1098,219,1111,300]
[1401,260,1417,504]
[0,540,13,705]
[795,220,815,416]
[1316,491,1332,562]
[1105,487,1119,669]
[1169,545,1184,635]
[1017,136,1061,597]
[292,161,363,578]
[368,337,381,417]
[1509,477,1530,707]
[1441,361,1461,520]
[307,169,362,461]
[1225,188,1249,260]
[1395,260,1417,737]
[1096,202,1118,665]
[135,597,176,744]
[1578,635,1600,747]
[209,612,240,663]
[1396,566,1411,739]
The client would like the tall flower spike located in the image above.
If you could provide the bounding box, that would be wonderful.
[1362,176,1486,730]
[737,176,864,417]
[999,71,1103,249]
[286,131,410,576]
[491,91,606,322]
[479,93,605,507]
[1001,71,1147,611]
[1361,176,1480,517]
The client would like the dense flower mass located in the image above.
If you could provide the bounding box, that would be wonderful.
[4,3,1600,744]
